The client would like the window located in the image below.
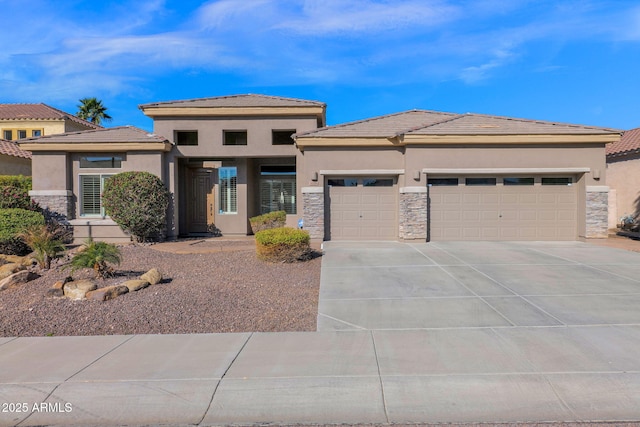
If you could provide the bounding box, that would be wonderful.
[327,179,357,187]
[465,177,496,186]
[542,177,572,186]
[260,165,296,214]
[80,156,123,168]
[176,131,198,146]
[428,178,458,186]
[17,130,27,139]
[3,130,12,140]
[80,174,113,216]
[32,130,42,137]
[219,167,237,214]
[363,178,393,187]
[503,177,534,186]
[272,130,295,145]
[223,131,247,146]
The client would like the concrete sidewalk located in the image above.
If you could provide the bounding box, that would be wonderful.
[2,328,640,426]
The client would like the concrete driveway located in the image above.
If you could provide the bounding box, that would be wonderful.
[318,241,640,330]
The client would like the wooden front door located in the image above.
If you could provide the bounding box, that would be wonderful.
[186,168,214,234]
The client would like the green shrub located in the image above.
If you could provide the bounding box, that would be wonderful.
[0,175,31,190]
[18,225,66,269]
[250,210,286,233]
[68,238,121,279]
[102,171,170,242]
[255,227,311,262]
[0,208,45,255]
[0,175,38,210]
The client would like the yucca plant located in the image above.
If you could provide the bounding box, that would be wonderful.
[19,225,66,269]
[69,238,121,279]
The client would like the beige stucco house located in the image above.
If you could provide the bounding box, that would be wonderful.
[0,103,100,141]
[0,138,32,176]
[606,127,640,228]
[19,94,621,243]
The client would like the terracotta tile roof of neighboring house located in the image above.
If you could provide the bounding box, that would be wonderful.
[139,94,326,109]
[18,126,169,145]
[0,103,101,129]
[0,138,31,159]
[295,110,621,138]
[606,127,640,158]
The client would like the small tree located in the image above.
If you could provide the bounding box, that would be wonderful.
[69,238,121,279]
[102,171,170,242]
[19,225,66,269]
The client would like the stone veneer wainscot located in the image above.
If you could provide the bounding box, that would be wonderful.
[302,187,324,239]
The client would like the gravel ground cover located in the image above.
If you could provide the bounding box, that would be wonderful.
[0,244,321,337]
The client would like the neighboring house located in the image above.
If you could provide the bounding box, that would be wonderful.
[606,127,640,228]
[0,138,32,175]
[0,103,100,141]
[19,95,621,243]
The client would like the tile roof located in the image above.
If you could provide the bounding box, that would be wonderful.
[295,110,621,138]
[18,126,169,145]
[139,94,326,109]
[0,103,101,129]
[606,127,640,158]
[0,139,31,159]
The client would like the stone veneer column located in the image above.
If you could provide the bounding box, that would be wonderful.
[29,190,74,221]
[302,187,324,239]
[585,186,609,238]
[399,187,428,240]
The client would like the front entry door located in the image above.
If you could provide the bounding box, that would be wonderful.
[187,168,214,234]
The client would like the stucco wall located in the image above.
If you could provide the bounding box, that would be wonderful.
[0,154,31,175]
[0,120,66,138]
[607,155,640,226]
[31,152,70,190]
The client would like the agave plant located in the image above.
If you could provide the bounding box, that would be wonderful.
[18,225,66,269]
[69,238,121,279]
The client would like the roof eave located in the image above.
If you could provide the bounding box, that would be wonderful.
[19,142,173,152]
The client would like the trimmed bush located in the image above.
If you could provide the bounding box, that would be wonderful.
[0,208,46,255]
[0,175,38,210]
[255,227,311,263]
[250,210,286,233]
[102,171,170,242]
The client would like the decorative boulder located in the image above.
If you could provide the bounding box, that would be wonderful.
[63,280,97,300]
[86,285,129,301]
[0,270,39,291]
[140,268,162,285]
[47,278,71,297]
[0,263,25,280]
[122,279,150,292]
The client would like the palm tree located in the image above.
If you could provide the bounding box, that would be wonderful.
[76,97,112,125]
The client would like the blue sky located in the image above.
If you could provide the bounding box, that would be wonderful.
[2,0,639,132]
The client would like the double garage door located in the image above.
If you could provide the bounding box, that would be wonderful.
[429,176,577,241]
[326,175,578,241]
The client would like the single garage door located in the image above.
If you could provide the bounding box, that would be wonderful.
[326,177,397,240]
[428,176,577,241]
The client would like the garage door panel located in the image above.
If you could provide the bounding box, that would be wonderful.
[328,178,397,240]
[430,177,578,241]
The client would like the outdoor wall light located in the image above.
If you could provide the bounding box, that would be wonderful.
[413,170,421,181]
[312,171,318,181]
[593,169,600,180]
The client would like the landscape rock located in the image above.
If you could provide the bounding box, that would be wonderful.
[0,270,40,291]
[86,285,129,301]
[0,263,25,280]
[63,280,97,300]
[0,254,36,267]
[140,268,162,285]
[47,278,71,297]
[122,279,150,292]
